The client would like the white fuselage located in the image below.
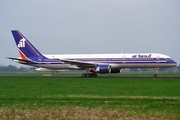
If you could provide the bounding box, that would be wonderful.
[25,53,176,69]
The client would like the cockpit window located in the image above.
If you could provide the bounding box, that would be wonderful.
[165,58,172,61]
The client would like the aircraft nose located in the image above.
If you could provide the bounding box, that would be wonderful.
[172,60,177,67]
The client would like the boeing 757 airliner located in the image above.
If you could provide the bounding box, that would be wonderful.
[7,30,177,77]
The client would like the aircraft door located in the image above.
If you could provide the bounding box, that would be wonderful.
[122,55,126,64]
[156,55,160,63]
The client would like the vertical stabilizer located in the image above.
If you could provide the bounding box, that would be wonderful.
[11,30,43,60]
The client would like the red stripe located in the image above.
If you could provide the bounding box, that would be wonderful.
[92,69,98,73]
[18,50,28,60]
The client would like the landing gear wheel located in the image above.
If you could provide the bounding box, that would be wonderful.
[82,73,86,77]
[86,73,89,77]
[82,73,97,77]
[93,74,97,77]
[153,74,157,78]
[89,74,93,77]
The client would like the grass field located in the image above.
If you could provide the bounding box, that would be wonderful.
[0,73,180,119]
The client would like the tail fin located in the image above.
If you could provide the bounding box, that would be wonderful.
[11,30,43,60]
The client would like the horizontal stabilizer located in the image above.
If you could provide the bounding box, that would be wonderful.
[6,57,32,62]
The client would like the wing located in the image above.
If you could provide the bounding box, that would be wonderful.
[60,59,98,67]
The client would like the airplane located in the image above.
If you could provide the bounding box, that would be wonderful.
[7,30,177,77]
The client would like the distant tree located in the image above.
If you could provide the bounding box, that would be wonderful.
[159,68,168,71]
[0,66,7,71]
[177,64,180,71]
[18,67,27,72]
[140,68,149,71]
[7,65,17,71]
[129,68,139,72]
[0,65,30,72]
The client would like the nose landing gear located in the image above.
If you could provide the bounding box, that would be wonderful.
[153,68,159,78]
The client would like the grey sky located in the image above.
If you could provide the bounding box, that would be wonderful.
[1,0,180,66]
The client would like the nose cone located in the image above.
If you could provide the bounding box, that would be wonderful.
[171,60,177,67]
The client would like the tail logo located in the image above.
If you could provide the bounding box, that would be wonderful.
[18,38,26,48]
[96,67,100,72]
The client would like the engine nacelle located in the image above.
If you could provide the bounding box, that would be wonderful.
[93,65,111,74]
[110,68,121,73]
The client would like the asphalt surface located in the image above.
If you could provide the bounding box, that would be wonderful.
[1,76,180,79]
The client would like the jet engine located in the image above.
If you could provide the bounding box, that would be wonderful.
[110,68,121,73]
[93,65,122,74]
[93,65,111,73]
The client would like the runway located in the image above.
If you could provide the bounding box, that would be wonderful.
[1,76,180,79]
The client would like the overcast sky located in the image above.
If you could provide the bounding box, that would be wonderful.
[1,0,180,66]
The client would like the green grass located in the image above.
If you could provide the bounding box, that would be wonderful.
[1,78,180,97]
[0,73,180,119]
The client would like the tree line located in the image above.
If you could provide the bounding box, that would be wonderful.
[0,65,28,72]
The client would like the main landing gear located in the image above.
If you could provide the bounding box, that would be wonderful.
[82,67,98,77]
[82,73,97,77]
[153,68,159,78]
